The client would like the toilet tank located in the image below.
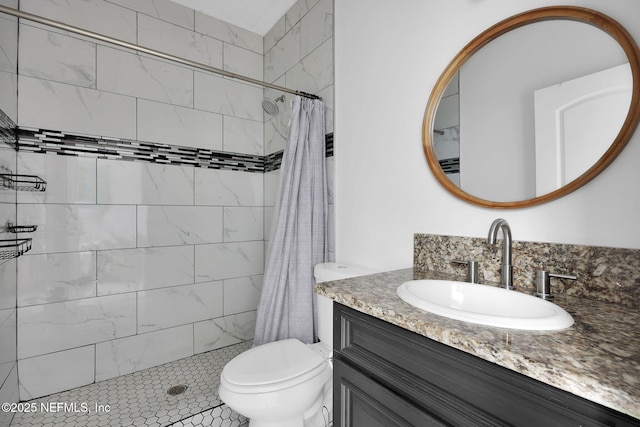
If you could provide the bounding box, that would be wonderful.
[314,263,376,346]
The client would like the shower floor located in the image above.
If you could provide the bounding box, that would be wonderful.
[9,341,251,427]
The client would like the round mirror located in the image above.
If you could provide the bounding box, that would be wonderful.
[423,6,640,208]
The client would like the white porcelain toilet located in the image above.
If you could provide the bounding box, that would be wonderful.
[218,262,375,427]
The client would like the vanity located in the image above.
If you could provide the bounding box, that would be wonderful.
[316,268,640,426]
[315,4,640,425]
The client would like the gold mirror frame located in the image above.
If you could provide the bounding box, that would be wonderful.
[422,6,640,209]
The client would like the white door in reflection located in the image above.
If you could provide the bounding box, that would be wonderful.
[534,63,632,196]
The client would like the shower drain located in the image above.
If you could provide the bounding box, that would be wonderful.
[167,384,188,396]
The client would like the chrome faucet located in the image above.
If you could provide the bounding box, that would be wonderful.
[487,218,514,290]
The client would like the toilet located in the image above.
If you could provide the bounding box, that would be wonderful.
[218,262,375,427]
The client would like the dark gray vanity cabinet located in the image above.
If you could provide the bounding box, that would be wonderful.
[333,303,640,427]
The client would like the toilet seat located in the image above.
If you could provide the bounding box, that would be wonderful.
[220,339,328,394]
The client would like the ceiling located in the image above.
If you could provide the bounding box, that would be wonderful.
[168,0,298,36]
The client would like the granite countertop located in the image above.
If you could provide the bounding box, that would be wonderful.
[315,268,640,420]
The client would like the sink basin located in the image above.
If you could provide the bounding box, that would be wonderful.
[397,280,574,331]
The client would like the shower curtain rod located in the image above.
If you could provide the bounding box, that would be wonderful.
[0,5,321,100]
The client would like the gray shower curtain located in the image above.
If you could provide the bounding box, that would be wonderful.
[253,96,328,346]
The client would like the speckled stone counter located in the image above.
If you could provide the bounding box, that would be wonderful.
[315,268,640,420]
[414,234,640,307]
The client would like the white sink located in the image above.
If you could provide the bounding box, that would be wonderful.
[397,279,574,331]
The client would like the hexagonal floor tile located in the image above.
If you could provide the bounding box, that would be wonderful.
[9,341,251,427]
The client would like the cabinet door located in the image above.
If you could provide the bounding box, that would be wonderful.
[334,303,640,427]
[334,357,449,427]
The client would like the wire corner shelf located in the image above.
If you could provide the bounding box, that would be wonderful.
[0,174,47,192]
[6,222,38,233]
[0,238,32,261]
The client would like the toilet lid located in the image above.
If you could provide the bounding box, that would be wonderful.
[222,339,325,386]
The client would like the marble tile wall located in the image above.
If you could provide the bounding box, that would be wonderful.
[14,154,264,401]
[0,1,19,423]
[262,0,335,260]
[0,187,18,424]
[263,0,334,154]
[13,0,265,400]
[3,0,336,403]
[18,0,264,152]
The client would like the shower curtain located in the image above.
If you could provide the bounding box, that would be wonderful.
[253,96,328,346]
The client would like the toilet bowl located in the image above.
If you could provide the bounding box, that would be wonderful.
[218,262,375,427]
[219,339,332,427]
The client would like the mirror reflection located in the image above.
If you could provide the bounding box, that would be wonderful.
[431,17,633,203]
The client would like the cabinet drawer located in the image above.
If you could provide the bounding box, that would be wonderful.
[334,358,447,427]
[334,303,639,427]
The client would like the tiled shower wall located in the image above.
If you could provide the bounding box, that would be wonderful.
[0,143,17,427]
[0,0,19,425]
[1,0,335,405]
[12,0,266,401]
[262,0,335,260]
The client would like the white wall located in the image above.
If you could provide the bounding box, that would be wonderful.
[334,0,640,271]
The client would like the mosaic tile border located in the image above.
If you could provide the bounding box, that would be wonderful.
[264,150,283,173]
[13,126,334,173]
[438,157,459,174]
[17,127,264,172]
[0,108,17,149]
[326,132,334,157]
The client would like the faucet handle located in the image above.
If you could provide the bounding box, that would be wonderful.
[452,259,480,283]
[535,270,577,300]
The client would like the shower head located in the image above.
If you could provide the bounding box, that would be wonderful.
[262,95,285,116]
